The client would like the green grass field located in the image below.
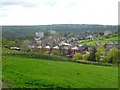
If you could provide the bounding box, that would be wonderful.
[81,36,119,46]
[2,56,118,88]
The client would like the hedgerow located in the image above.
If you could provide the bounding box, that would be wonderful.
[2,51,67,62]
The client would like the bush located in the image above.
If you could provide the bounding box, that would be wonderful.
[52,50,60,55]
[107,48,120,65]
[102,56,110,63]
[73,53,82,60]
[83,53,90,61]
[76,60,112,66]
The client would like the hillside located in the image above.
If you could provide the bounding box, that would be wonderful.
[81,36,120,45]
[2,24,117,38]
[3,56,118,88]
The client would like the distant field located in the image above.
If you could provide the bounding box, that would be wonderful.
[2,56,118,88]
[81,36,119,46]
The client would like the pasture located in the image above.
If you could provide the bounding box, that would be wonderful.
[2,56,118,88]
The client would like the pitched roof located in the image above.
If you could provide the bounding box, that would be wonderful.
[72,46,79,50]
[53,46,59,49]
[45,46,50,49]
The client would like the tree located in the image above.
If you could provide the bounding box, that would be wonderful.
[95,45,106,62]
[96,34,100,39]
[2,38,16,48]
[68,33,74,38]
[64,33,74,39]
[58,45,64,55]
[107,48,120,65]
[20,40,31,52]
[89,46,97,61]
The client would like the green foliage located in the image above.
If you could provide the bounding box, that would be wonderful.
[52,50,60,55]
[20,40,31,51]
[82,53,90,61]
[107,48,120,64]
[2,25,117,38]
[89,46,97,61]
[76,60,112,66]
[2,38,16,48]
[2,56,118,88]
[102,56,110,63]
[64,33,74,39]
[67,33,74,38]
[73,53,82,60]
[2,48,67,62]
[95,45,106,62]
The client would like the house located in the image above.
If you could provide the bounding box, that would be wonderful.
[88,46,93,53]
[29,40,38,48]
[37,46,42,49]
[59,42,71,46]
[10,47,20,50]
[71,46,79,54]
[104,41,119,51]
[42,37,61,46]
[87,35,93,39]
[36,31,44,39]
[52,46,60,55]
[44,45,52,54]
[45,45,51,49]
[53,46,59,49]
[58,42,72,55]
[104,31,112,37]
[83,51,90,54]
[29,45,35,49]
[94,42,101,48]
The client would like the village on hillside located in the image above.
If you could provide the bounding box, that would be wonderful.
[1,0,119,88]
[9,29,119,63]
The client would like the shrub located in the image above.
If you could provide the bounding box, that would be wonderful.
[83,53,90,61]
[107,49,120,65]
[73,53,82,60]
[52,50,60,55]
[76,60,112,66]
[102,56,110,63]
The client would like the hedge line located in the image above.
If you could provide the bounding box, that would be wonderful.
[2,51,115,66]
[2,52,67,62]
[74,60,114,66]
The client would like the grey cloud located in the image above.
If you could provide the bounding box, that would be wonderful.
[0,0,58,9]
[1,0,37,7]
[1,0,23,6]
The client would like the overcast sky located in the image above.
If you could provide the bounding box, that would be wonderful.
[0,0,119,25]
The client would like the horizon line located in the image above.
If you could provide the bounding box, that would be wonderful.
[1,24,118,26]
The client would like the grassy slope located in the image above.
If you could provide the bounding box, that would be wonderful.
[2,56,118,88]
[81,36,119,46]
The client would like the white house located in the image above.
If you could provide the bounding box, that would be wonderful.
[53,46,59,49]
[10,47,20,50]
[36,31,44,39]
